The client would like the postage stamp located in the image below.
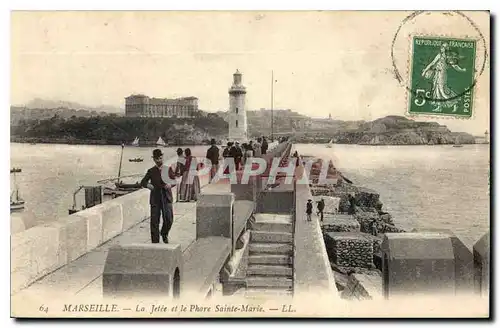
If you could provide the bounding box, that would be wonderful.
[408,36,476,118]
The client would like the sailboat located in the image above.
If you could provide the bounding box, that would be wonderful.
[326,139,333,148]
[156,136,167,147]
[453,136,463,148]
[131,137,140,147]
[10,172,25,211]
[100,144,142,197]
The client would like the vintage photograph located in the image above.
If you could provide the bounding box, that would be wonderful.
[10,10,490,318]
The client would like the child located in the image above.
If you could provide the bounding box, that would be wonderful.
[306,199,313,221]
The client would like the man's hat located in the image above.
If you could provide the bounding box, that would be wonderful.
[152,149,163,159]
[210,138,216,145]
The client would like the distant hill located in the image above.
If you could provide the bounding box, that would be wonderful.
[21,98,123,114]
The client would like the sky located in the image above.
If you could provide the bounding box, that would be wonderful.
[10,11,490,135]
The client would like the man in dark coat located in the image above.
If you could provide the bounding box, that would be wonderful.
[261,136,269,155]
[306,199,313,222]
[316,198,325,222]
[205,138,220,182]
[140,149,175,244]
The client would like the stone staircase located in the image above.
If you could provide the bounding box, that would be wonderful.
[244,213,294,298]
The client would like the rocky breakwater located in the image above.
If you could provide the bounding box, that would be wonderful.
[306,157,404,300]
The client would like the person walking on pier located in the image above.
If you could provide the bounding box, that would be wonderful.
[306,199,313,222]
[261,136,268,155]
[141,149,175,244]
[173,148,185,202]
[205,139,220,182]
[253,138,262,157]
[317,198,325,222]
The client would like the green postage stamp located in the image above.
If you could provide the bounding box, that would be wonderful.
[408,36,476,118]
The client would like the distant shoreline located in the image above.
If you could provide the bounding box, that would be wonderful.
[10,137,487,147]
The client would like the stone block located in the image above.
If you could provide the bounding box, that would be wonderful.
[183,236,231,296]
[196,192,234,240]
[473,232,489,297]
[324,232,374,268]
[11,216,26,234]
[103,243,182,298]
[256,190,294,214]
[381,233,456,298]
[100,202,124,242]
[313,196,340,214]
[114,189,150,231]
[322,214,360,232]
[414,228,474,293]
[73,209,103,251]
[56,214,88,263]
[11,224,66,293]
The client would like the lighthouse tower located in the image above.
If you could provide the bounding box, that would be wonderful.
[228,70,248,142]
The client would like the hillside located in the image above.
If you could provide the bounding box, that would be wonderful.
[23,98,123,113]
[11,115,228,146]
[332,116,475,145]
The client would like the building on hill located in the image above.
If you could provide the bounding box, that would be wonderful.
[125,94,198,118]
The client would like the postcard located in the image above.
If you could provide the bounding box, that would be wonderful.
[10,10,490,318]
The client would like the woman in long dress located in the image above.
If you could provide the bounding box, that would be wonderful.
[173,148,185,202]
[421,43,467,110]
[178,148,201,202]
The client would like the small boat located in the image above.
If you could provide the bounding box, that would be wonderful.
[10,172,25,211]
[128,157,144,162]
[99,145,142,198]
[156,136,167,147]
[131,137,140,147]
[10,168,22,173]
[68,185,103,214]
[326,139,333,148]
[453,136,463,148]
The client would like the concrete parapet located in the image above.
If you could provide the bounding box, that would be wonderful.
[73,209,103,251]
[381,232,456,298]
[293,180,340,300]
[413,228,474,294]
[103,243,182,298]
[111,189,150,231]
[256,189,294,214]
[11,216,26,234]
[182,236,231,297]
[56,214,88,263]
[473,231,489,298]
[196,192,234,240]
[232,200,253,251]
[11,222,68,294]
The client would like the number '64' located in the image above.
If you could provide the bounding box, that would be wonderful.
[414,89,431,107]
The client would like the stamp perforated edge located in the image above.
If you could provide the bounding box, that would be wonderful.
[404,33,480,121]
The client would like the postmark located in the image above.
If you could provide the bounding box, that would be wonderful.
[390,11,488,120]
[408,36,476,118]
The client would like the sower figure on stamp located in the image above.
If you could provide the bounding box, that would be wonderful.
[141,149,176,244]
[306,199,313,222]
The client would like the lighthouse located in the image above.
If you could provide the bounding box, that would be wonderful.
[228,70,248,142]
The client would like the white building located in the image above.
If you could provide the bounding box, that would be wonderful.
[228,70,248,141]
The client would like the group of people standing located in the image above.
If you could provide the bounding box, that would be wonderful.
[140,136,271,244]
[220,136,269,171]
